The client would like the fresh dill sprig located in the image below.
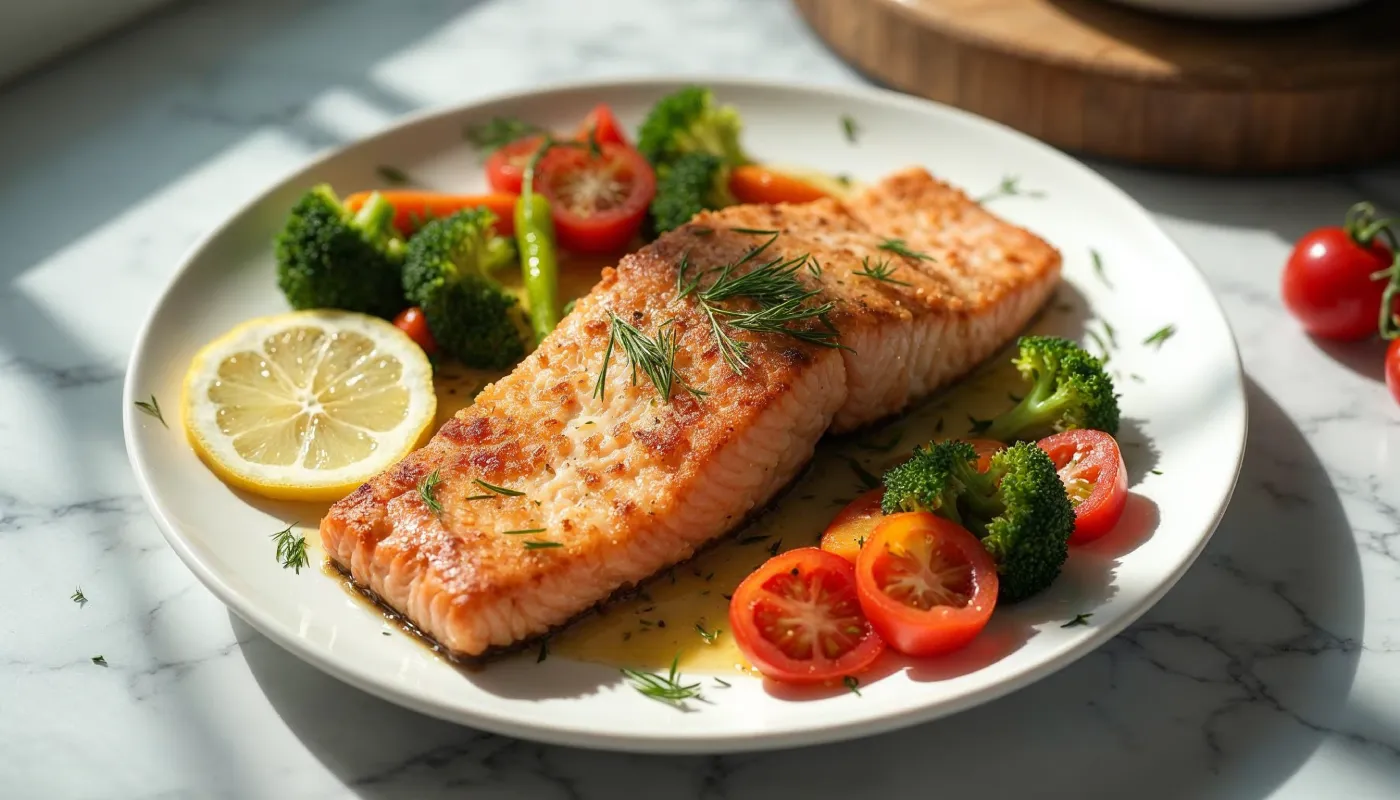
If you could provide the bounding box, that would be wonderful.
[714,677,732,688]
[1102,320,1119,349]
[730,227,779,236]
[1086,329,1112,364]
[418,469,444,516]
[854,256,912,286]
[502,528,547,535]
[877,238,932,261]
[1061,613,1092,628]
[844,457,881,491]
[473,478,525,497]
[133,395,167,428]
[377,165,411,186]
[91,655,107,667]
[594,313,702,403]
[840,114,859,144]
[271,522,309,574]
[524,540,563,550]
[1144,325,1177,349]
[464,116,543,155]
[695,622,721,645]
[71,587,87,607]
[1091,249,1112,288]
[843,675,861,695]
[808,256,823,279]
[976,174,1046,204]
[621,655,703,708]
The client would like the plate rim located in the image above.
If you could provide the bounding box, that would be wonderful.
[122,74,1249,754]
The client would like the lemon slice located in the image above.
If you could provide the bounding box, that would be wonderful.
[182,310,436,501]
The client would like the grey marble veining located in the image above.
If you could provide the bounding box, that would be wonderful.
[2,0,1398,797]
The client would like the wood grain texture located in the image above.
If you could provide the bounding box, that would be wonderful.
[793,0,1400,173]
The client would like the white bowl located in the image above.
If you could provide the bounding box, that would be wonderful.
[1104,0,1367,20]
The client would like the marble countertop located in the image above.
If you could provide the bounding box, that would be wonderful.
[4,0,1399,797]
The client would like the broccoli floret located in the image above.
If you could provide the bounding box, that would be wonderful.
[882,440,1074,602]
[648,152,736,235]
[637,86,753,168]
[979,336,1121,442]
[402,208,527,369]
[275,185,407,318]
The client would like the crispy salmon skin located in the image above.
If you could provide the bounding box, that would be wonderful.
[320,168,1061,658]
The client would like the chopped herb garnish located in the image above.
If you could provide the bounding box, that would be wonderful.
[692,226,714,236]
[1061,613,1092,628]
[968,414,991,435]
[464,116,543,155]
[503,528,547,535]
[621,655,702,708]
[844,457,881,490]
[473,478,525,497]
[843,675,861,695]
[594,313,702,402]
[71,587,87,608]
[1130,373,1145,383]
[877,238,932,261]
[1102,320,1119,349]
[841,113,859,144]
[738,533,770,545]
[271,522,308,574]
[714,677,732,688]
[730,227,779,236]
[695,622,721,645]
[91,655,107,667]
[1091,249,1112,288]
[976,174,1046,204]
[808,256,823,278]
[1150,468,1163,475]
[133,395,167,428]
[766,539,782,557]
[418,469,444,515]
[1086,329,1112,364]
[854,256,912,286]
[856,429,902,452]
[1144,325,1177,349]
[465,494,494,501]
[537,641,549,663]
[377,165,411,186]
[524,541,563,550]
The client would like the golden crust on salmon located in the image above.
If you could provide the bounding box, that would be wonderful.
[320,167,1061,658]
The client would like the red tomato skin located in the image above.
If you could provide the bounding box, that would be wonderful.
[1386,338,1400,406]
[576,104,629,147]
[1036,430,1128,544]
[729,548,885,684]
[392,307,437,355]
[484,135,545,195]
[1282,227,1393,341]
[855,513,998,658]
[535,142,656,254]
[820,488,885,563]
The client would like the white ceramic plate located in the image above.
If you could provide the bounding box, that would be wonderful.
[123,78,1246,754]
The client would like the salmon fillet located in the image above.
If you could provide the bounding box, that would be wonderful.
[320,167,1061,658]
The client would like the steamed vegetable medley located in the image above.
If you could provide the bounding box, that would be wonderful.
[273,87,841,368]
[728,336,1132,685]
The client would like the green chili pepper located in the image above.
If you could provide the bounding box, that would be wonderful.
[517,149,561,344]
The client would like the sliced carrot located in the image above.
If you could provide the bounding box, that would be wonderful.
[728,165,831,205]
[344,191,519,236]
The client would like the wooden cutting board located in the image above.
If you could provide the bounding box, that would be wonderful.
[793,0,1400,173]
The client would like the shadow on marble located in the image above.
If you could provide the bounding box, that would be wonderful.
[1310,334,1392,385]
[227,374,1377,799]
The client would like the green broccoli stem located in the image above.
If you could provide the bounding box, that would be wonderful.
[352,191,397,241]
[950,461,1006,535]
[982,386,1075,442]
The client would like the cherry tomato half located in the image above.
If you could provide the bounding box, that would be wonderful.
[1036,429,1127,544]
[855,513,997,658]
[393,306,438,355]
[729,547,885,684]
[484,134,546,195]
[535,142,656,254]
[1386,338,1400,406]
[820,488,884,563]
[1282,226,1394,341]
[575,103,629,148]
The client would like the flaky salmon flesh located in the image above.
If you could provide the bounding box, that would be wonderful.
[320,167,1061,658]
